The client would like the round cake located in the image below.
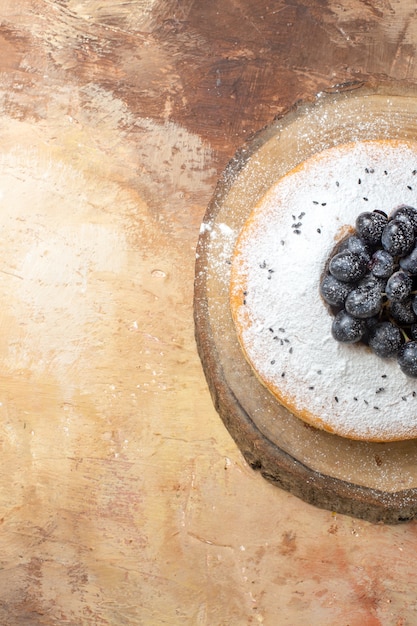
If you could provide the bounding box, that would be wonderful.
[230,139,417,442]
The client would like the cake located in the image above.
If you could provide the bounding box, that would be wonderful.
[230,139,417,442]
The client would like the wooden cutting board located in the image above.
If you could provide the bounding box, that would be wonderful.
[194,82,417,524]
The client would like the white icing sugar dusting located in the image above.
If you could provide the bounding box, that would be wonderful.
[230,140,417,441]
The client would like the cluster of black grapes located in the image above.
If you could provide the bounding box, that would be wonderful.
[320,205,417,377]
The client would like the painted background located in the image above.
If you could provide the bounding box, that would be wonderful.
[0,1,415,624]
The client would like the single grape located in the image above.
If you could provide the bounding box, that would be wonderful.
[398,341,417,377]
[390,299,416,325]
[320,274,353,307]
[356,211,388,246]
[331,310,366,343]
[411,324,417,341]
[368,321,403,358]
[385,270,413,302]
[345,276,383,318]
[329,250,368,283]
[338,235,371,262]
[369,249,395,278]
[381,218,414,256]
[399,244,417,274]
[390,205,417,233]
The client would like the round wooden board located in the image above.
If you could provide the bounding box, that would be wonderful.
[194,82,417,524]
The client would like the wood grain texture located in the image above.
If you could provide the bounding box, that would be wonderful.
[194,83,417,523]
[0,0,416,624]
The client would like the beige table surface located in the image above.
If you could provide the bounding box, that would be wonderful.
[0,1,416,624]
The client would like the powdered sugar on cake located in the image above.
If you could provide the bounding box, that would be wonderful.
[230,140,417,441]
